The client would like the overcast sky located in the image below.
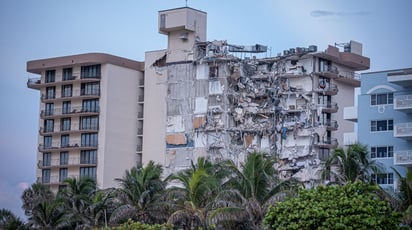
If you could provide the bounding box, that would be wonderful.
[0,0,411,218]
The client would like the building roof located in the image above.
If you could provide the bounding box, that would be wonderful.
[27,53,144,74]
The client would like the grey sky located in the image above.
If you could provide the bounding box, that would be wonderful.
[0,0,411,218]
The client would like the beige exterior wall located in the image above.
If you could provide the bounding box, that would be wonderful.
[98,63,141,188]
[142,50,168,166]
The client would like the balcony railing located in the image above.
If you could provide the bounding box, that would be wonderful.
[37,175,80,184]
[394,95,412,112]
[394,122,412,139]
[27,77,41,89]
[317,102,338,113]
[315,83,338,95]
[394,150,412,166]
[344,106,358,122]
[40,106,100,118]
[38,157,97,169]
[39,124,98,135]
[316,138,338,148]
[39,142,98,152]
[317,120,338,130]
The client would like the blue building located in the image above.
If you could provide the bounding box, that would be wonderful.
[358,68,412,190]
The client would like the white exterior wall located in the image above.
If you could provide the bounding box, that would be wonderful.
[98,64,141,188]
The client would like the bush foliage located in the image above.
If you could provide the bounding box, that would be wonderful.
[264,182,401,230]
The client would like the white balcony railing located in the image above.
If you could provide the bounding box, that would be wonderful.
[394,95,412,111]
[394,150,412,165]
[344,106,358,122]
[394,122,412,138]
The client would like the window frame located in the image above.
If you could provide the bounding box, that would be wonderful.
[370,119,394,132]
[370,93,394,106]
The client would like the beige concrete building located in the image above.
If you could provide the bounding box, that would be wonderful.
[27,6,370,189]
[27,53,144,190]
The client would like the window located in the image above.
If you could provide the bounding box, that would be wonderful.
[371,120,394,132]
[319,148,330,161]
[80,167,96,179]
[43,152,51,166]
[45,70,55,83]
[80,116,99,130]
[61,118,71,131]
[60,152,68,165]
[81,133,98,147]
[45,103,54,116]
[81,150,97,164]
[319,59,331,72]
[44,119,54,132]
[61,135,70,147]
[44,136,52,148]
[371,146,394,158]
[371,93,393,105]
[61,85,72,98]
[42,169,50,183]
[62,101,71,114]
[372,173,394,185]
[81,82,100,96]
[209,66,218,78]
[45,86,55,99]
[81,64,101,79]
[63,68,73,81]
[82,99,99,112]
[59,168,68,182]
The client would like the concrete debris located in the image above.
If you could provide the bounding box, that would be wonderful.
[164,40,356,186]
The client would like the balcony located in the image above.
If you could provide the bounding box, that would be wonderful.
[39,124,98,135]
[394,95,412,113]
[394,122,412,140]
[37,175,80,185]
[388,70,412,87]
[38,142,98,152]
[318,102,338,113]
[315,137,338,149]
[394,150,412,166]
[315,83,338,96]
[343,106,357,122]
[40,106,99,119]
[318,120,338,131]
[27,77,41,89]
[38,157,97,169]
[343,132,357,146]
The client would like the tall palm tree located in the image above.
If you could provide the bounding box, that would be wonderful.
[22,183,69,229]
[209,152,298,230]
[321,143,382,184]
[0,208,26,230]
[58,176,97,229]
[110,161,166,225]
[166,162,219,230]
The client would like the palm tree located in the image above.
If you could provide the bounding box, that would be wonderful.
[209,152,298,229]
[166,161,219,230]
[110,161,166,225]
[22,183,69,229]
[0,208,26,230]
[58,176,97,229]
[321,143,382,184]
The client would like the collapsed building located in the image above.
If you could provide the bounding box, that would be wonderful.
[143,7,370,186]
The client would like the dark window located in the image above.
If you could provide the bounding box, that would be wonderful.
[60,152,68,165]
[371,93,394,105]
[82,99,99,112]
[80,167,96,179]
[372,173,393,185]
[61,135,70,147]
[81,82,100,96]
[80,116,99,130]
[81,64,101,79]
[43,152,51,166]
[63,68,73,81]
[44,136,52,148]
[81,133,98,147]
[371,120,393,132]
[371,146,394,158]
[45,87,55,99]
[160,14,166,28]
[42,169,50,183]
[62,101,71,114]
[81,150,97,164]
[45,103,54,116]
[61,118,71,131]
[59,168,68,182]
[44,119,54,132]
[45,70,55,83]
[319,148,330,161]
[61,85,72,98]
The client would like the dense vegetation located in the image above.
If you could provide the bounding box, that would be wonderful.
[1,146,410,229]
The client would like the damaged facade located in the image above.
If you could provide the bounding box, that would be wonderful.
[143,7,370,186]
